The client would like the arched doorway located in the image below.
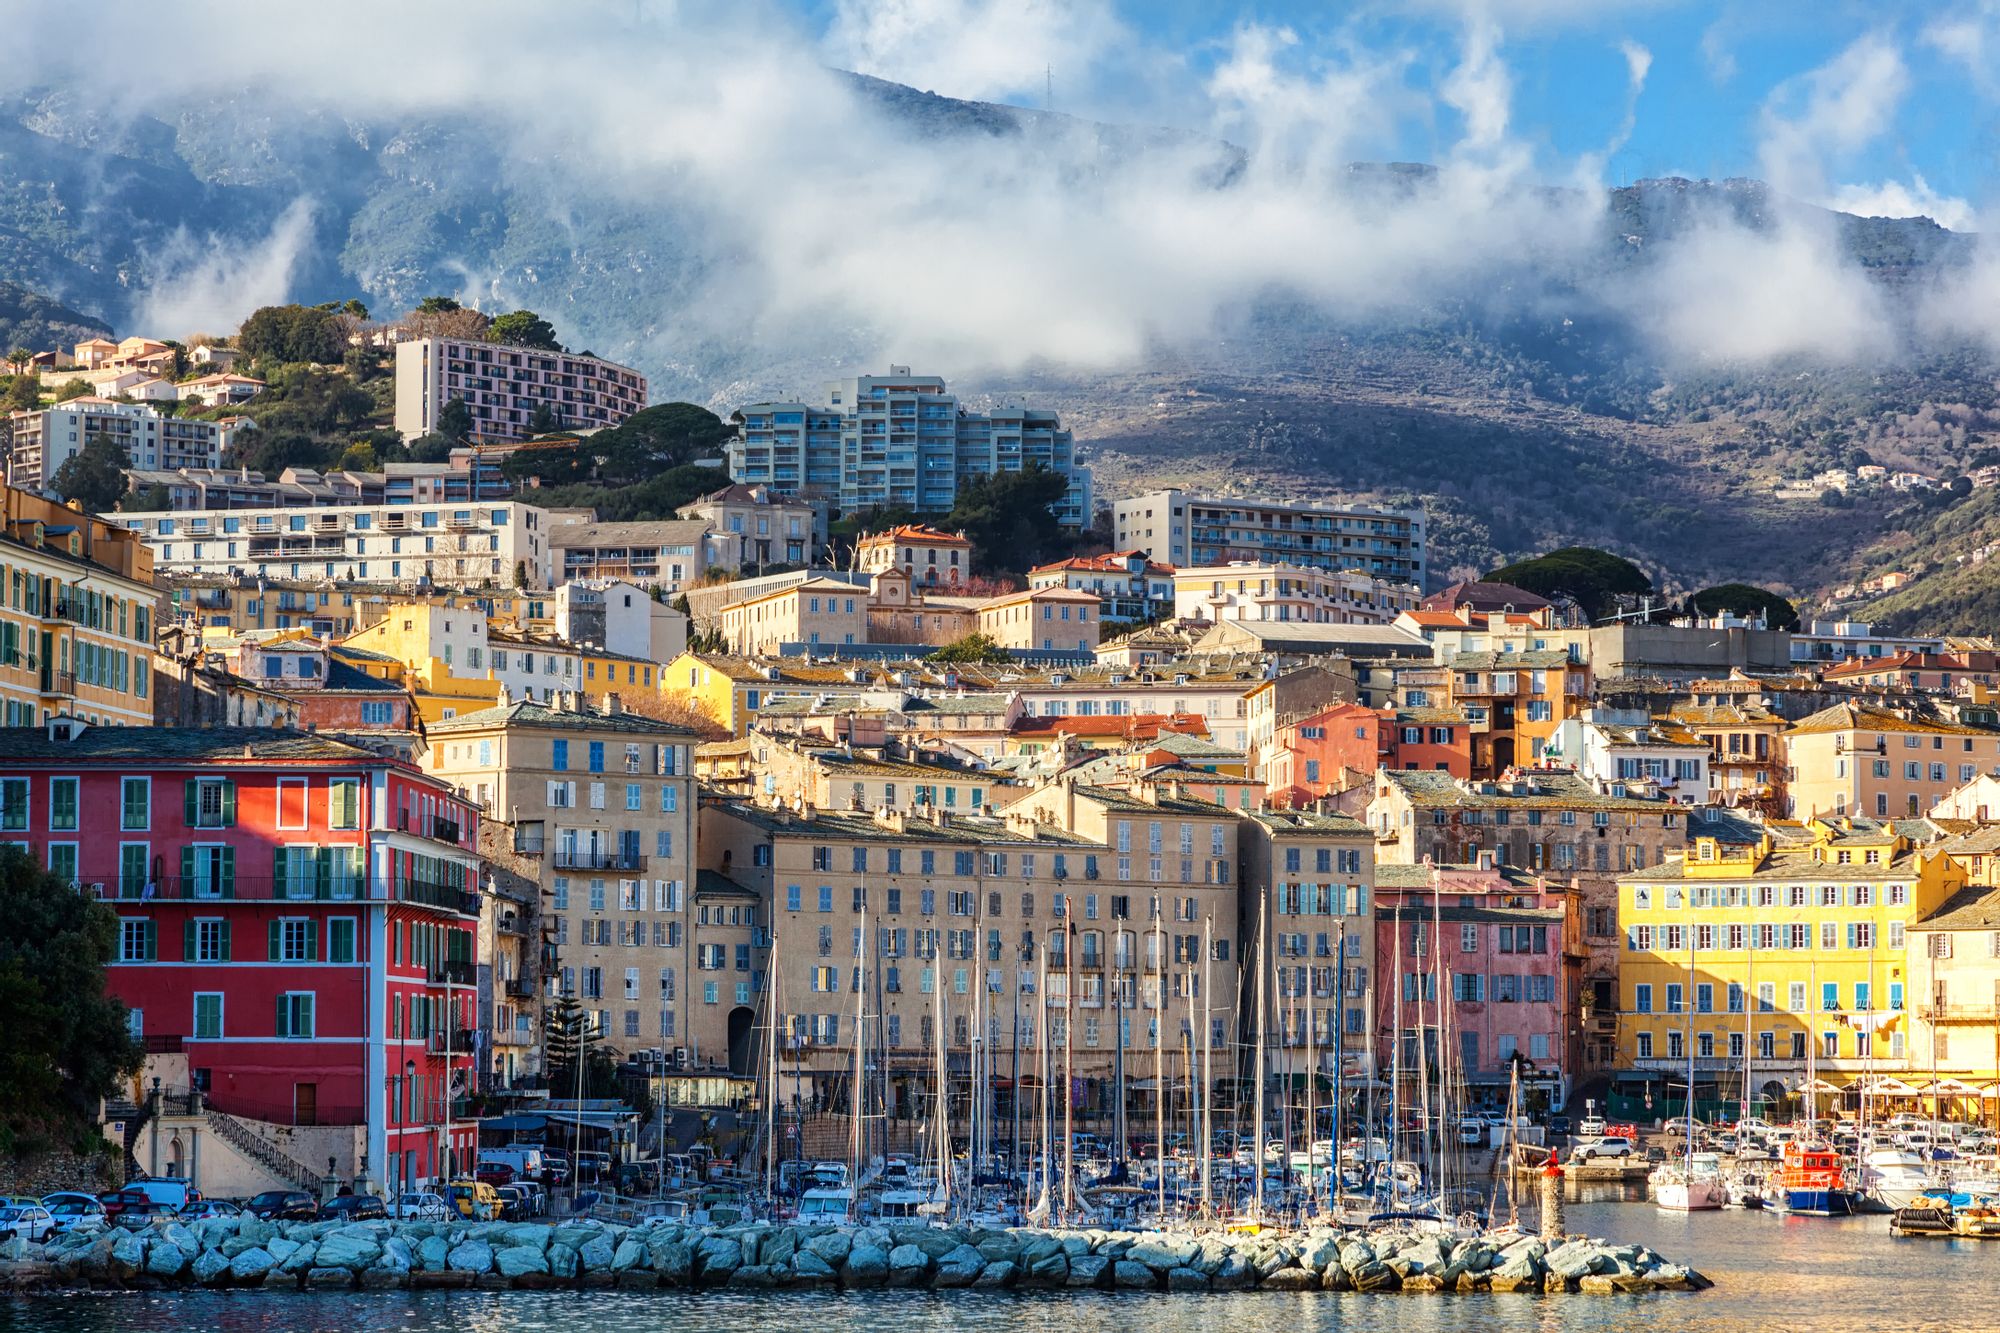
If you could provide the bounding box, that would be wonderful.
[727,1006,756,1076]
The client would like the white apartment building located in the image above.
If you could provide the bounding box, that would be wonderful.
[730,366,1091,526]
[1173,560,1420,626]
[549,519,722,593]
[394,337,649,442]
[116,501,558,589]
[8,399,226,492]
[1113,488,1427,589]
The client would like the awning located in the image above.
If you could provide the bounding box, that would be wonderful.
[1922,1077,1982,1096]
[478,1113,550,1132]
[1861,1077,1922,1096]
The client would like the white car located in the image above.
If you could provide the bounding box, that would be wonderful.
[1569,1136,1635,1162]
[390,1191,451,1221]
[0,1205,56,1243]
[44,1200,105,1236]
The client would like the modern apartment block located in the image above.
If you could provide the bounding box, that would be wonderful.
[1112,488,1427,589]
[1173,560,1421,626]
[423,696,704,1064]
[0,484,160,728]
[393,337,648,443]
[116,501,558,589]
[8,399,226,492]
[730,367,1092,526]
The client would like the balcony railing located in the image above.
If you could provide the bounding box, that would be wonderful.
[401,879,480,915]
[1919,1005,1996,1024]
[428,960,476,987]
[511,835,545,856]
[504,978,536,1000]
[39,670,75,697]
[433,817,462,844]
[96,875,476,914]
[551,850,647,872]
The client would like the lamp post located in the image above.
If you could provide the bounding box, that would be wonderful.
[404,1059,416,1190]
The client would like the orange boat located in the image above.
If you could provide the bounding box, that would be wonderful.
[1776,1142,1859,1216]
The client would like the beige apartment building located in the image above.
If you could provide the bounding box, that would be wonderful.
[394,336,648,443]
[857,524,973,588]
[750,733,1015,814]
[976,587,1101,655]
[700,779,1245,1131]
[1785,701,2000,820]
[716,577,870,655]
[423,695,709,1063]
[0,484,160,728]
[678,483,824,569]
[1239,809,1378,1071]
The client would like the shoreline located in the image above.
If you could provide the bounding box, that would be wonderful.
[6,1216,1710,1297]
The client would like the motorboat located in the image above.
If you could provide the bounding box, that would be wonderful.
[1653,1165,1727,1211]
[1889,1192,1957,1237]
[1775,1142,1861,1216]
[1860,1148,1944,1213]
[796,1186,855,1225]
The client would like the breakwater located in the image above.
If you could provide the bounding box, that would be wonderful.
[5,1215,1710,1296]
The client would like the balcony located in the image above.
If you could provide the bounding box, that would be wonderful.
[1919,1005,1993,1024]
[552,850,647,872]
[39,670,75,698]
[401,879,480,915]
[511,833,545,856]
[433,816,462,844]
[493,1027,533,1047]
[427,959,476,987]
[504,978,537,1000]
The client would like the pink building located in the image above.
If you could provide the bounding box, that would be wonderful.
[1266,701,1381,806]
[1373,862,1579,1114]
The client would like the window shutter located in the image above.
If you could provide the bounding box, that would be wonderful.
[183,779,198,826]
[220,920,232,962]
[184,919,196,960]
[220,781,236,826]
[220,846,234,898]
[276,994,287,1037]
[273,847,286,897]
[144,921,157,961]
[180,846,194,889]
[316,848,332,901]
[1846,923,1857,950]
[305,920,318,962]
[269,920,282,961]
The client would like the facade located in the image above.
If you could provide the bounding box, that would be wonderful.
[0,724,482,1196]
[1667,701,1789,814]
[730,368,1091,526]
[677,483,824,568]
[857,525,974,588]
[1784,702,2000,820]
[117,501,558,589]
[1441,650,1592,777]
[716,577,870,656]
[393,337,648,442]
[1112,489,1426,589]
[1172,561,1419,626]
[1542,710,1711,804]
[0,485,160,727]
[549,520,719,593]
[1263,701,1382,807]
[1030,552,1175,622]
[422,697,704,1063]
[1374,863,1578,1112]
[8,399,225,491]
[1615,814,1957,1115]
[976,587,1101,655]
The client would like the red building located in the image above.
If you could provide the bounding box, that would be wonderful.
[0,719,480,1195]
[1381,706,1473,778]
[1265,701,1381,806]
[1373,863,1579,1115]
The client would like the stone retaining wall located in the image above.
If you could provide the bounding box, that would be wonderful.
[6,1216,1711,1296]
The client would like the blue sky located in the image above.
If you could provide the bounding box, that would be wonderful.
[804,1,2000,227]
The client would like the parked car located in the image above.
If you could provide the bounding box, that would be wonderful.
[448,1179,501,1222]
[474,1161,516,1187]
[120,1177,197,1210]
[495,1185,531,1222]
[539,1150,572,1187]
[1662,1116,1706,1138]
[113,1200,176,1231]
[574,1152,612,1184]
[389,1192,451,1221]
[0,1205,56,1243]
[1457,1118,1487,1146]
[96,1189,154,1219]
[1570,1135,1636,1162]
[179,1199,241,1221]
[1547,1114,1572,1137]
[245,1190,318,1221]
[40,1191,101,1213]
[45,1199,106,1236]
[319,1193,387,1221]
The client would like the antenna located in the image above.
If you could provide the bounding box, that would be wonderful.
[1046,64,1053,114]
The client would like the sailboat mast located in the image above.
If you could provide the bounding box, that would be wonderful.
[1038,944,1050,1215]
[1334,929,1347,1205]
[852,906,867,1195]
[1155,903,1166,1221]
[765,919,779,1204]
[1390,901,1403,1205]
[1063,917,1076,1222]
[1200,913,1213,1214]
[1254,888,1268,1224]
[1306,919,1317,1218]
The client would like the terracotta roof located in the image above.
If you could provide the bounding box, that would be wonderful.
[1787,701,1995,737]
[858,524,970,548]
[1010,713,1209,740]
[1031,551,1172,577]
[1421,580,1551,614]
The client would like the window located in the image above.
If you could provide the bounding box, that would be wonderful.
[184,778,236,828]
[118,918,156,962]
[0,778,25,831]
[120,778,150,830]
[193,993,223,1040]
[276,992,315,1038]
[328,918,356,964]
[329,778,360,830]
[48,777,78,831]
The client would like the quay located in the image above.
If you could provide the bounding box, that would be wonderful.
[6,1215,1708,1296]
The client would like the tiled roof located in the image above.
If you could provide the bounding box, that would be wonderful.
[858,524,970,547]
[0,726,390,765]
[1069,783,1233,817]
[1246,809,1370,836]
[712,802,1094,846]
[1376,767,1671,811]
[1011,713,1209,739]
[1689,810,1767,844]
[1446,649,1574,670]
[1787,701,1995,737]
[1916,884,2000,931]
[1421,580,1551,613]
[427,699,701,737]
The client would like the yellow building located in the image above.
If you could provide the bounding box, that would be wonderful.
[1614,811,1962,1120]
[659,651,880,737]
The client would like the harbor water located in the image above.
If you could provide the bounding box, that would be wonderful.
[6,1194,1997,1333]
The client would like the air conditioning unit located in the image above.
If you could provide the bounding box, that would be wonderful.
[671,1046,689,1068]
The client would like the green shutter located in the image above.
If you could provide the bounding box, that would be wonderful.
[143,921,157,961]
[183,919,196,960]
[268,920,281,961]
[315,848,332,901]
[219,920,232,962]
[179,847,194,896]
[305,920,318,962]
[276,994,287,1038]
[220,847,234,899]
[184,779,198,826]
[220,781,236,827]
[273,847,286,897]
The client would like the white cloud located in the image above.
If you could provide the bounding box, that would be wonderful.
[1823,175,1974,231]
[134,198,317,338]
[1758,34,1908,197]
[823,0,1124,104]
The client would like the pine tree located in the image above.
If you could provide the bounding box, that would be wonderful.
[544,991,585,1083]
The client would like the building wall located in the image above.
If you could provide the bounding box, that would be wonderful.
[394,337,647,443]
[1787,725,2000,820]
[1112,488,1426,589]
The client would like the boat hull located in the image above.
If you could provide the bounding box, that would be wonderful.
[1656,1179,1727,1211]
[1784,1188,1860,1216]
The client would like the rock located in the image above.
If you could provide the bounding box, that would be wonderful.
[975,1233,1022,1263]
[1166,1266,1208,1291]
[1128,1238,1200,1271]
[1350,1260,1400,1292]
[1114,1259,1158,1290]
[762,1229,798,1268]
[496,1245,550,1279]
[412,1269,477,1289]
[447,1239,494,1274]
[886,1243,931,1288]
[1023,1250,1068,1287]
[1403,1272,1446,1292]
[579,1233,616,1272]
[229,1248,278,1282]
[972,1259,1016,1289]
[805,1231,852,1266]
[615,1269,661,1289]
[143,1241,186,1279]
[1301,1237,1341,1274]
[612,1237,648,1272]
[306,1266,356,1289]
[1211,1254,1255,1290]
[192,1248,233,1286]
[1066,1253,1109,1288]
[280,1242,320,1275]
[1320,1263,1352,1292]
[381,1236,414,1272]
[649,1236,693,1285]
[108,1232,145,1281]
[694,1235,742,1285]
[503,1225,551,1252]
[361,1265,411,1290]
[843,1242,889,1287]
[934,1244,987,1287]
[236,1219,276,1249]
[315,1233,382,1270]
[728,1265,779,1288]
[418,1235,450,1270]
[1578,1274,1618,1295]
[159,1224,198,1254]
[791,1250,838,1283]
[1262,1267,1319,1291]
[547,1245,579,1279]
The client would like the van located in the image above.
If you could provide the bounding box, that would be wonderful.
[122,1178,196,1210]
[478,1146,544,1178]
[448,1178,501,1221]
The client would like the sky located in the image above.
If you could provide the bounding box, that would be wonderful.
[808,0,2000,229]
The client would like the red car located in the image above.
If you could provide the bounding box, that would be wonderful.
[474,1162,516,1187]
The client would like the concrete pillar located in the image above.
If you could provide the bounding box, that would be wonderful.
[1540,1150,1565,1239]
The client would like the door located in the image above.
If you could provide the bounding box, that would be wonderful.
[294,1082,317,1126]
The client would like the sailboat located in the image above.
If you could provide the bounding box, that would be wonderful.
[1655,918,1724,1210]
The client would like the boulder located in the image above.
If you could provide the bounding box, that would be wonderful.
[762,1229,798,1268]
[611,1238,648,1272]
[191,1248,233,1286]
[615,1269,661,1290]
[975,1233,1023,1263]
[886,1244,931,1288]
[446,1239,495,1274]
[579,1233,616,1272]
[934,1244,987,1288]
[1403,1272,1446,1292]
[1350,1260,1400,1292]
[159,1224,199,1254]
[1262,1267,1320,1291]
[650,1236,693,1285]
[694,1235,742,1285]
[503,1225,552,1252]
[315,1233,382,1271]
[727,1265,780,1288]
[972,1259,1016,1289]
[1166,1266,1208,1291]
[1301,1237,1341,1275]
[236,1219,276,1249]
[791,1250,839,1283]
[1320,1263,1352,1292]
[805,1231,852,1266]
[1578,1274,1618,1295]
[547,1245,579,1279]
[1211,1254,1255,1290]
[228,1248,278,1282]
[1127,1238,1200,1271]
[843,1242,890,1287]
[306,1266,356,1290]
[381,1236,415,1273]
[1023,1250,1068,1288]
[1065,1253,1109,1288]
[418,1235,451,1270]
[1113,1260,1158,1290]
[143,1241,186,1279]
[496,1245,550,1280]
[279,1242,320,1276]
[361,1265,411,1290]
[108,1232,145,1281]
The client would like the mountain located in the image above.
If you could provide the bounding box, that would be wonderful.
[0,278,108,352]
[3,81,1999,608]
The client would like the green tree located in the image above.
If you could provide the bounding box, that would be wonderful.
[1485,546,1652,622]
[437,397,473,443]
[49,433,129,514]
[514,560,529,589]
[486,309,561,351]
[336,440,379,472]
[596,402,732,482]
[944,465,1073,575]
[416,296,463,314]
[3,372,39,412]
[927,631,1013,664]
[236,303,345,366]
[526,402,563,436]
[341,298,369,319]
[54,379,90,403]
[1684,583,1801,631]
[121,483,172,513]
[0,848,143,1153]
[543,991,584,1082]
[407,432,457,464]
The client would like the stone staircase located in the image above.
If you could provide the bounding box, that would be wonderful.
[202,1107,324,1192]
[104,1098,147,1182]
